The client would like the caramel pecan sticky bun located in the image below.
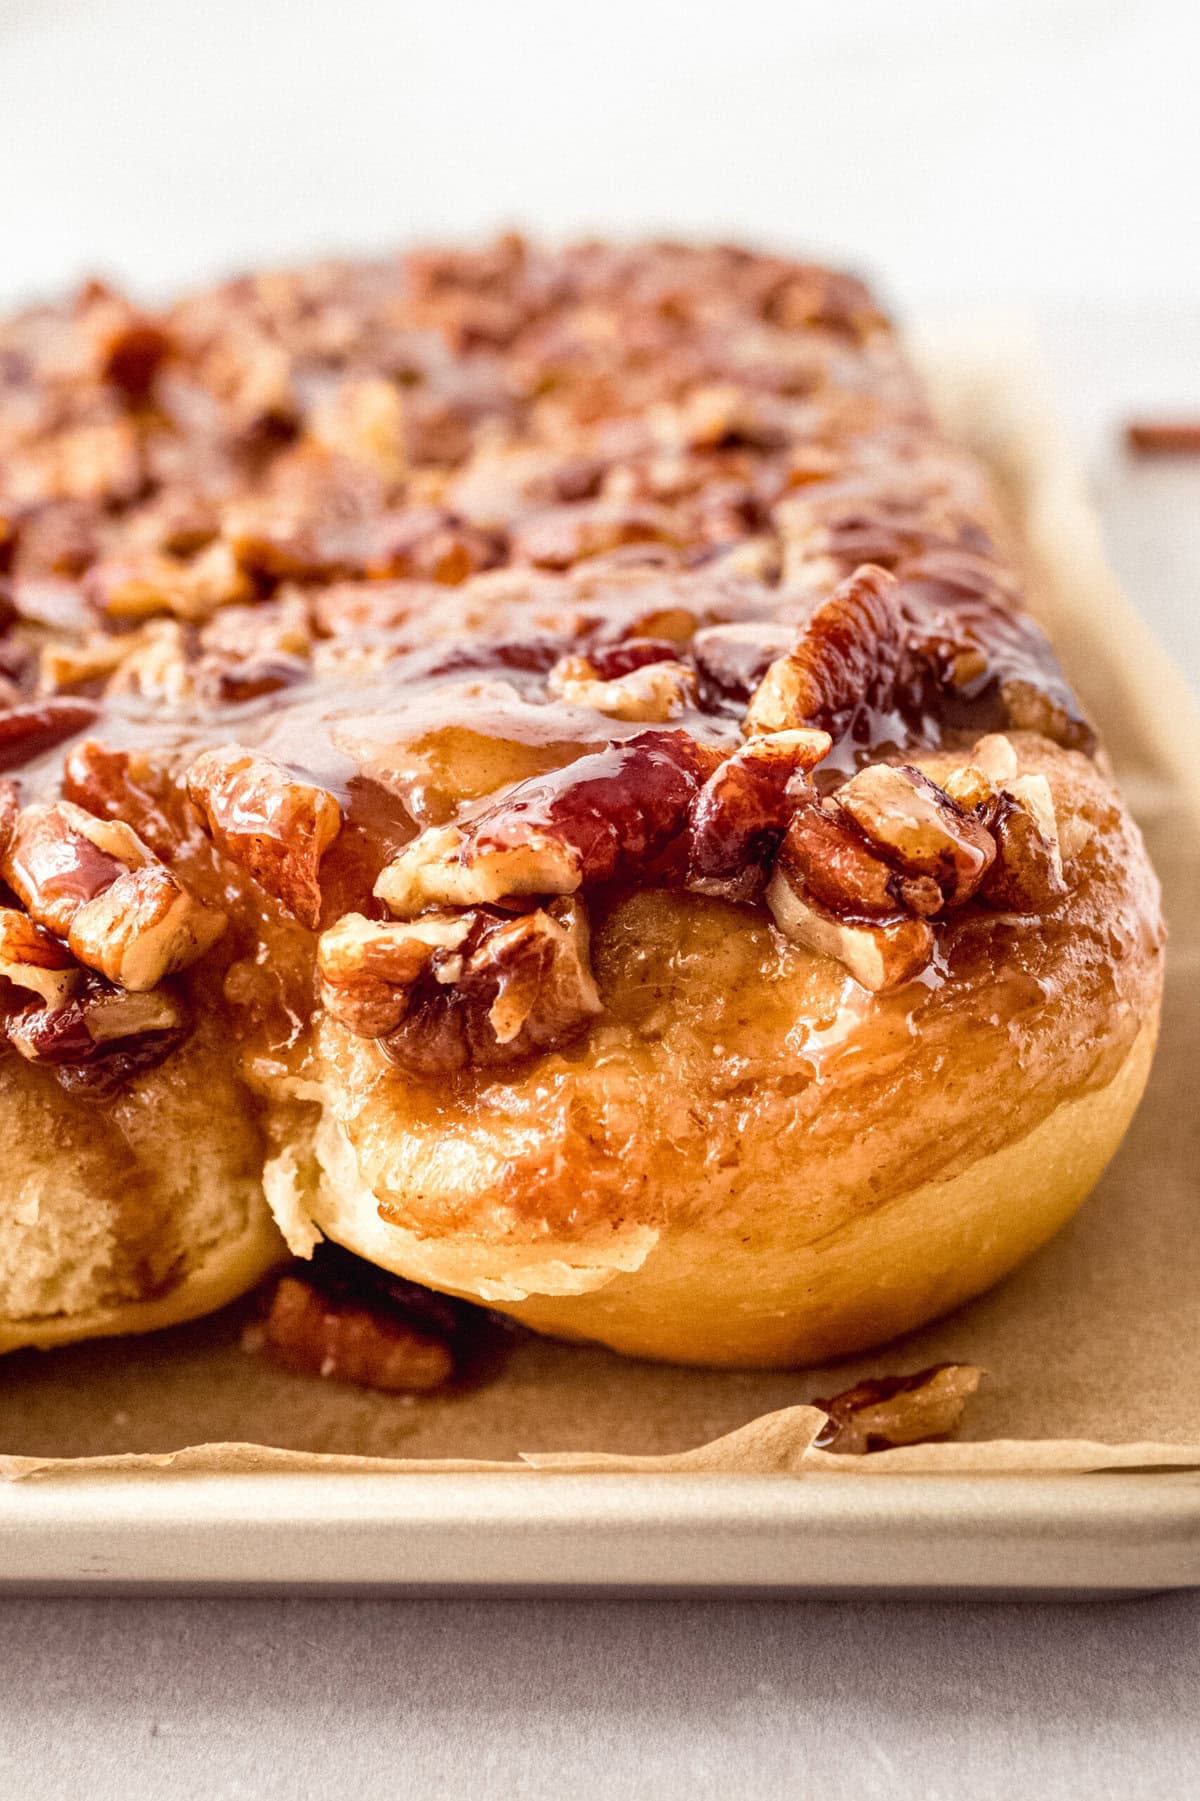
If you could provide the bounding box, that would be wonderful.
[0,241,1162,1363]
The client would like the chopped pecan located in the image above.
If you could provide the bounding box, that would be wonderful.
[511,500,679,569]
[745,565,910,736]
[766,858,935,993]
[692,620,795,702]
[585,637,684,680]
[186,747,343,930]
[6,975,190,1097]
[548,654,696,722]
[100,619,194,706]
[834,763,996,907]
[1000,675,1094,753]
[978,774,1067,913]
[1,800,224,989]
[196,651,310,704]
[381,897,602,1075]
[86,300,172,400]
[686,730,831,903]
[251,1272,454,1392]
[318,911,473,1036]
[86,542,254,623]
[375,732,717,918]
[0,906,81,1008]
[307,376,407,483]
[62,739,184,860]
[775,791,942,922]
[967,732,1019,787]
[813,1364,983,1453]
[0,698,97,772]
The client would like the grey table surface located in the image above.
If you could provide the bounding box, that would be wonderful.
[1,312,1198,1798]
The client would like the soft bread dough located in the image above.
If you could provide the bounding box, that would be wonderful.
[291,734,1164,1366]
[0,1013,283,1353]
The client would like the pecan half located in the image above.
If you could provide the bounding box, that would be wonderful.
[0,906,81,1009]
[813,1364,983,1453]
[834,763,996,907]
[376,731,717,918]
[1,800,225,990]
[686,730,831,903]
[746,565,909,736]
[186,747,343,929]
[62,739,184,860]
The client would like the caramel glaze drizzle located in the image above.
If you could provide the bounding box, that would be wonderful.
[0,238,1094,1082]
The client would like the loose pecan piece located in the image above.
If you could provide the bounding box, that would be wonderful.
[186,747,343,930]
[1,800,225,990]
[0,906,81,1009]
[834,763,996,907]
[376,731,718,918]
[813,1364,983,1453]
[251,1272,455,1392]
[685,730,831,903]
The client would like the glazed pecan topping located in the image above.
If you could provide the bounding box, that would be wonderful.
[834,763,996,907]
[0,906,81,1009]
[376,731,719,918]
[186,747,343,930]
[0,240,1102,1077]
[685,730,831,903]
[5,973,189,1097]
[0,698,97,773]
[323,897,601,1074]
[1,800,224,990]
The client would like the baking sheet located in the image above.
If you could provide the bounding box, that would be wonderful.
[1,335,1199,1560]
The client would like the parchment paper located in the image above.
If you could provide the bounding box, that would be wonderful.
[2,336,1198,1483]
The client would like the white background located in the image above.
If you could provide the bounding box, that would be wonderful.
[3,3,1200,1796]
[2,0,1199,312]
